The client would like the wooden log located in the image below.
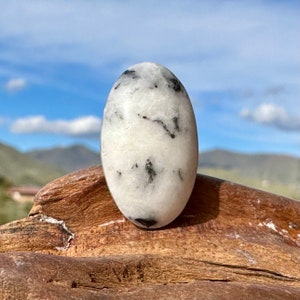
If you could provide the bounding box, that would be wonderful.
[0,166,300,299]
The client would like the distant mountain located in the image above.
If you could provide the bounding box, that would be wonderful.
[199,149,300,185]
[199,149,300,200]
[0,142,65,186]
[1,141,299,199]
[28,145,100,172]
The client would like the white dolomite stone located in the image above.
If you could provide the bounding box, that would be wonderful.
[101,62,198,229]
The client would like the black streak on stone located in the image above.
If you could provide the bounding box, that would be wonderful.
[145,158,156,183]
[122,69,139,79]
[168,78,182,92]
[173,116,180,131]
[132,163,139,169]
[138,114,180,139]
[177,168,184,181]
[153,119,175,139]
[114,82,121,90]
[135,218,157,228]
[123,69,135,75]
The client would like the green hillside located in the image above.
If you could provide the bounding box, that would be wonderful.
[200,149,300,185]
[1,142,299,199]
[28,144,100,172]
[0,142,66,186]
[0,181,32,225]
[200,167,299,200]
[0,143,299,225]
[0,142,67,225]
[25,145,300,200]
[199,149,300,200]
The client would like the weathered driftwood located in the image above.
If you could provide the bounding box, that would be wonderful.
[0,166,299,299]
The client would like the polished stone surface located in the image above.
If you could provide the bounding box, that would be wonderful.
[101,62,198,228]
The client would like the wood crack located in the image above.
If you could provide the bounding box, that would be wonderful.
[202,260,300,282]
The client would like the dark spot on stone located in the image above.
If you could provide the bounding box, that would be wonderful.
[137,113,149,120]
[168,78,182,92]
[123,69,135,75]
[136,262,145,282]
[289,222,298,229]
[122,69,139,79]
[114,110,123,120]
[134,218,157,228]
[114,82,121,90]
[177,168,183,181]
[173,116,179,131]
[153,119,175,139]
[117,171,122,176]
[145,158,156,183]
[138,113,180,139]
[71,281,77,288]
[132,163,139,169]
[154,83,158,88]
[89,273,96,283]
[122,265,130,279]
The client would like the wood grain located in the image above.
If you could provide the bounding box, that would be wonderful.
[1,166,299,299]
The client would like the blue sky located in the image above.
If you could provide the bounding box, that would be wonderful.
[0,0,299,156]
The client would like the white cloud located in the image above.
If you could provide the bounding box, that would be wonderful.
[10,115,101,138]
[5,78,27,92]
[1,0,300,154]
[0,0,299,94]
[241,103,300,131]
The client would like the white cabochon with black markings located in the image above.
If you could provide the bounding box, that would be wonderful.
[101,62,198,229]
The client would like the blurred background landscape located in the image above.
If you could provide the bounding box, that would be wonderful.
[1,142,299,225]
[0,1,299,224]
